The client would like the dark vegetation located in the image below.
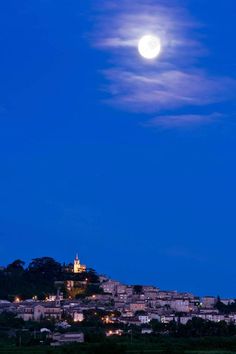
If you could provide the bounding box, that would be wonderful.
[1,310,236,353]
[0,257,99,301]
[1,311,236,337]
[215,297,236,314]
[1,336,236,354]
[1,259,236,353]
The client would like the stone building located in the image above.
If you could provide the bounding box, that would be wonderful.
[73,254,86,273]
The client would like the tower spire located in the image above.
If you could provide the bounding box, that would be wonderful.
[73,253,86,273]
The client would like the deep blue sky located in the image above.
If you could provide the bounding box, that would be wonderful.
[0,0,236,297]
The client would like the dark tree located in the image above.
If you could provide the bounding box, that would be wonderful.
[133,285,143,294]
[27,257,62,281]
[6,260,25,274]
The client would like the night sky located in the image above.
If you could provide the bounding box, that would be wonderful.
[0,0,236,297]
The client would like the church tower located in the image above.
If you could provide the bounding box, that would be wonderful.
[73,254,86,273]
[73,254,80,273]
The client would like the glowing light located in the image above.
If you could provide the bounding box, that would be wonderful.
[138,35,161,59]
[106,329,123,337]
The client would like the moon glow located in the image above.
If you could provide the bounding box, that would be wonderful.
[138,35,161,59]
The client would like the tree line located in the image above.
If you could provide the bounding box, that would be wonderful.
[0,257,99,301]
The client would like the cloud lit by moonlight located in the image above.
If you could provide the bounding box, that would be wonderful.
[92,0,236,126]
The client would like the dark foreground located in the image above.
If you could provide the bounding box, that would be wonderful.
[1,337,236,354]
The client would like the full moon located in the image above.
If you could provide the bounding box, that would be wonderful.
[138,35,161,60]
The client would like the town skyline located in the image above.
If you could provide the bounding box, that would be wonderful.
[1,254,236,334]
[1,253,235,299]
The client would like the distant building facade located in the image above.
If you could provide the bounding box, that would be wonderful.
[51,332,84,346]
[17,304,62,321]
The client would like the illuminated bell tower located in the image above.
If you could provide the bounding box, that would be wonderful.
[73,253,86,273]
[74,254,80,273]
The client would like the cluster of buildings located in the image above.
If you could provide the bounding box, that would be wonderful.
[95,279,236,326]
[0,254,235,344]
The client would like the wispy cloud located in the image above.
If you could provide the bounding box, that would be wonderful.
[101,69,235,113]
[92,0,236,123]
[93,0,204,61]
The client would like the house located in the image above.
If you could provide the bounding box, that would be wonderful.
[169,298,190,313]
[149,312,161,321]
[51,332,84,346]
[116,285,127,294]
[160,315,175,324]
[138,314,151,324]
[100,280,121,295]
[0,301,16,314]
[17,303,62,321]
[117,293,128,302]
[175,315,193,325]
[99,274,109,283]
[48,294,63,302]
[73,311,84,322]
[118,316,141,326]
[142,328,153,334]
[143,286,159,300]
[201,296,217,308]
[221,299,235,306]
[130,301,146,313]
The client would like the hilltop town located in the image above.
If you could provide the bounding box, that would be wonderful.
[0,254,236,347]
